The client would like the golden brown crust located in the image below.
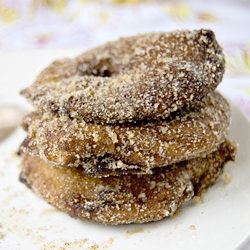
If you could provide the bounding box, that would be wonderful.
[21,29,225,124]
[19,91,231,174]
[19,139,236,225]
[18,29,237,225]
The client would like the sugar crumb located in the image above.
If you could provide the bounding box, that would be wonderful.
[102,237,115,249]
[40,208,59,216]
[189,225,196,231]
[193,195,203,205]
[0,231,4,239]
[126,227,144,235]
[90,243,99,249]
[223,173,231,184]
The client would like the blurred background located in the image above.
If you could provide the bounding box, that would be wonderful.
[0,0,249,50]
[0,0,250,130]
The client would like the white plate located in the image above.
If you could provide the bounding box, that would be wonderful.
[0,50,250,250]
[0,102,249,250]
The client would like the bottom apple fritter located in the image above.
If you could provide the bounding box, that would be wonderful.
[20,139,236,225]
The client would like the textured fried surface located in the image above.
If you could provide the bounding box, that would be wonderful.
[21,29,225,124]
[19,139,236,225]
[20,92,231,174]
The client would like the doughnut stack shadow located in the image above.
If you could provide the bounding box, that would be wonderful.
[19,29,237,225]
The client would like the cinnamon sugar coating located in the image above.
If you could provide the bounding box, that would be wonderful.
[19,92,231,175]
[18,29,237,225]
[19,139,236,225]
[21,29,225,124]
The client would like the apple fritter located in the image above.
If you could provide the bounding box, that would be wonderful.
[21,29,225,124]
[20,92,231,174]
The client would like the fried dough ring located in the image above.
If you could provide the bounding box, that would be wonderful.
[21,29,225,124]
[19,139,236,225]
[20,92,231,173]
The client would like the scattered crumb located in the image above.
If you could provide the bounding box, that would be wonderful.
[41,238,93,250]
[16,209,29,214]
[102,238,115,249]
[189,225,196,231]
[108,238,114,244]
[89,243,99,250]
[40,208,59,216]
[193,195,203,205]
[41,242,56,250]
[126,227,144,235]
[0,231,4,239]
[81,238,89,244]
[37,226,49,232]
[223,173,231,184]
[33,235,46,244]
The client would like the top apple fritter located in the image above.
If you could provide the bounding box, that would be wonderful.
[21,29,225,124]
